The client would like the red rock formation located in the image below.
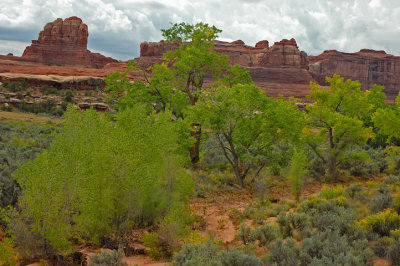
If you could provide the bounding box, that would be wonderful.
[258,39,309,69]
[135,38,313,99]
[309,49,400,100]
[22,16,117,68]
[137,38,308,69]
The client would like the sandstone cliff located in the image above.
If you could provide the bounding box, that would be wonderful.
[309,49,400,100]
[136,38,314,99]
[22,16,117,68]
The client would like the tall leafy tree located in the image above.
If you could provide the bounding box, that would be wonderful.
[304,74,376,180]
[189,84,304,186]
[105,23,252,164]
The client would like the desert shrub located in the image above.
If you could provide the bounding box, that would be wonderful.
[266,238,309,266]
[0,238,19,266]
[199,135,229,171]
[251,225,277,246]
[371,237,394,257]
[320,186,346,199]
[173,243,221,266]
[302,230,372,266]
[88,249,127,266]
[387,239,400,265]
[301,198,361,238]
[341,147,386,177]
[287,212,311,233]
[385,146,400,175]
[370,184,393,213]
[384,175,400,185]
[391,229,400,239]
[277,211,312,239]
[0,123,59,207]
[18,100,65,117]
[64,90,74,103]
[276,211,292,238]
[346,183,363,198]
[3,81,28,92]
[0,104,12,111]
[357,209,400,237]
[237,222,252,245]
[219,248,261,266]
[41,86,58,95]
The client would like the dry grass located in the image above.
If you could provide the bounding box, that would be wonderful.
[0,111,63,124]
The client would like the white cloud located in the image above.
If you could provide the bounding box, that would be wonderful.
[0,0,400,60]
[0,40,30,56]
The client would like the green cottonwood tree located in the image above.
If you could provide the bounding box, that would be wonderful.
[105,23,252,164]
[304,74,376,180]
[189,84,304,186]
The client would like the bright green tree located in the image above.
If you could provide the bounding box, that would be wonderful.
[105,23,252,164]
[304,74,376,180]
[11,106,193,253]
[287,149,308,202]
[189,84,304,186]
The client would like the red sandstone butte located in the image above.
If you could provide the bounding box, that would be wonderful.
[22,16,117,68]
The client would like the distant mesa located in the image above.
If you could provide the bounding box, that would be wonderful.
[21,16,117,68]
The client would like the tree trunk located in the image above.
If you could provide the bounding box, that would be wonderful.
[327,155,338,181]
[189,123,201,164]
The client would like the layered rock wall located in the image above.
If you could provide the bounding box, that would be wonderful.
[309,49,400,99]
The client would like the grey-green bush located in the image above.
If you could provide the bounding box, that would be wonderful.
[89,249,127,266]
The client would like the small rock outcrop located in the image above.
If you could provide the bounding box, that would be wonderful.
[22,16,117,68]
[258,38,309,69]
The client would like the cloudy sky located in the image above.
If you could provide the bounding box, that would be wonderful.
[0,0,399,60]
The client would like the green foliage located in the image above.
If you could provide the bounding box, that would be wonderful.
[384,146,400,175]
[357,209,400,237]
[302,230,372,265]
[2,81,28,92]
[237,222,252,245]
[41,86,59,95]
[11,106,193,253]
[387,239,400,265]
[371,237,394,257]
[251,224,277,246]
[370,185,393,213]
[305,74,376,180]
[277,212,311,239]
[88,249,127,266]
[64,90,74,103]
[18,100,65,117]
[346,183,363,199]
[0,238,19,266]
[0,123,58,208]
[287,149,308,201]
[373,106,400,142]
[266,238,308,266]
[173,243,260,266]
[190,84,304,185]
[173,242,221,266]
[219,248,261,266]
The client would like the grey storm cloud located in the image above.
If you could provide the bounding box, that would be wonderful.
[0,0,399,60]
